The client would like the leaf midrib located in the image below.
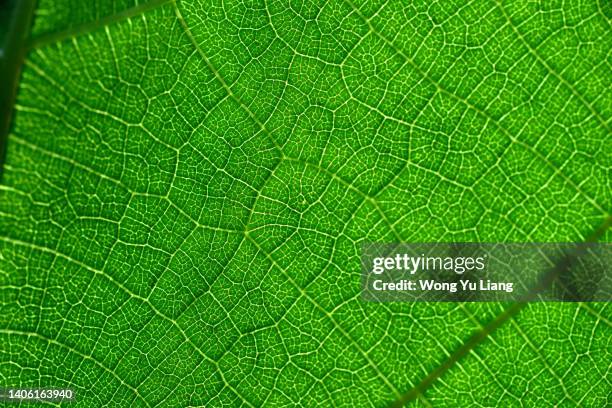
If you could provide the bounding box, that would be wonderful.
[388,216,611,407]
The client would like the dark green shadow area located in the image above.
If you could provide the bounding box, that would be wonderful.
[388,216,611,407]
[0,0,36,180]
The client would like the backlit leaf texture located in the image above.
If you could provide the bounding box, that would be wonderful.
[1,0,611,406]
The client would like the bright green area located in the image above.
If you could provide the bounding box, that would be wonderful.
[31,0,138,38]
[0,0,610,406]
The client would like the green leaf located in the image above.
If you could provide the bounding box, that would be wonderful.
[1,0,610,406]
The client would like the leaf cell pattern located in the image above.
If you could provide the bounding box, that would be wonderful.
[1,0,611,407]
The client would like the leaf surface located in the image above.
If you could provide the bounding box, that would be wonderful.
[0,0,610,406]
